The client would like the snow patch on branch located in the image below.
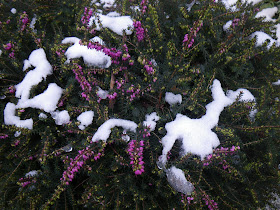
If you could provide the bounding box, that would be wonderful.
[88,13,133,36]
[143,112,159,131]
[165,92,182,106]
[16,83,63,113]
[159,80,233,164]
[4,102,33,129]
[62,37,111,68]
[15,48,53,101]
[77,111,94,130]
[92,119,137,142]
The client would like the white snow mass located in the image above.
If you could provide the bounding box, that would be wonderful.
[227,88,257,119]
[88,13,133,36]
[272,80,280,85]
[11,8,17,14]
[165,92,182,106]
[250,31,279,49]
[255,7,278,22]
[92,119,137,142]
[4,102,33,129]
[166,166,194,195]
[143,112,160,131]
[16,83,63,113]
[77,111,94,130]
[62,37,111,68]
[51,110,70,125]
[15,48,53,101]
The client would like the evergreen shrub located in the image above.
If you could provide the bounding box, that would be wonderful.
[0,0,279,209]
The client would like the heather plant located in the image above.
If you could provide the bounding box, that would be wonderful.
[0,0,279,209]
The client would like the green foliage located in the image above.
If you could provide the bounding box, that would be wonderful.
[0,0,279,209]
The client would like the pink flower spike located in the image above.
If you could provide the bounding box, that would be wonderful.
[135,170,142,175]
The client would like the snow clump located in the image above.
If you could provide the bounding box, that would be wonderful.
[77,111,94,130]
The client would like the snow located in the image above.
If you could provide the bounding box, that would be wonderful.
[143,112,159,131]
[89,36,105,45]
[77,111,94,130]
[30,15,37,32]
[11,8,17,14]
[272,80,280,85]
[0,49,2,56]
[51,110,70,125]
[62,37,111,68]
[92,119,137,142]
[227,88,257,119]
[165,92,182,106]
[39,113,47,119]
[16,83,64,113]
[158,80,233,164]
[25,170,38,177]
[4,102,33,129]
[14,131,21,137]
[166,166,194,195]
[250,31,279,49]
[97,86,108,99]
[107,12,120,17]
[100,0,115,8]
[223,20,233,31]
[255,7,278,22]
[15,48,53,101]
[88,13,134,36]
[3,49,66,130]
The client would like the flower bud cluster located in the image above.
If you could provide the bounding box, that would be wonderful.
[0,134,8,139]
[81,7,93,26]
[127,140,145,175]
[3,42,15,58]
[232,18,240,28]
[183,21,203,48]
[141,0,148,14]
[20,11,29,31]
[202,193,218,210]
[133,21,145,42]
[61,147,98,185]
[72,63,92,101]
[126,85,141,101]
[203,146,240,171]
[18,177,36,188]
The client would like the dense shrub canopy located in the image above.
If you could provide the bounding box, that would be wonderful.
[0,0,279,209]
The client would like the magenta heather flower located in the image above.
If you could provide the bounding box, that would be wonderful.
[133,21,145,42]
[4,42,12,50]
[72,63,92,101]
[141,0,148,14]
[127,140,145,175]
[0,134,8,139]
[19,12,29,31]
[81,7,93,26]
[183,21,203,49]
[61,147,102,185]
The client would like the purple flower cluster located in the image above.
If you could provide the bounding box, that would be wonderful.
[9,86,15,94]
[72,63,92,101]
[203,146,240,170]
[61,147,98,185]
[232,18,240,28]
[0,134,8,139]
[126,85,141,101]
[183,21,203,48]
[81,7,93,26]
[141,0,148,14]
[18,177,36,188]
[3,42,15,59]
[202,193,218,210]
[133,21,145,42]
[127,140,145,175]
[108,92,117,100]
[20,12,29,31]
